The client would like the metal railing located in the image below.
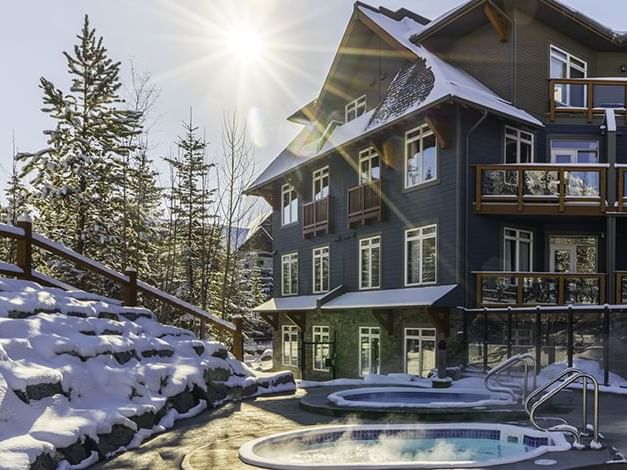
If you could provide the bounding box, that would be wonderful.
[475,271,605,307]
[484,353,536,401]
[526,369,601,448]
[549,77,627,122]
[474,164,607,216]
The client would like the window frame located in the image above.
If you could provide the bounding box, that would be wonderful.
[404,224,438,287]
[549,139,600,164]
[503,227,534,272]
[281,252,299,296]
[281,183,298,226]
[504,126,534,164]
[358,326,381,377]
[312,325,331,372]
[345,95,367,123]
[358,147,380,184]
[549,44,588,107]
[312,166,330,202]
[403,327,437,376]
[312,245,330,294]
[282,324,300,368]
[404,124,438,189]
[359,235,381,290]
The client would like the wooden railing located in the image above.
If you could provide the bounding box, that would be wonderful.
[474,164,607,216]
[617,272,627,305]
[475,271,605,307]
[303,196,331,238]
[0,217,243,359]
[549,78,627,122]
[618,167,627,212]
[348,180,382,226]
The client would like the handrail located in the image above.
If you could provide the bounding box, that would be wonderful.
[485,353,536,402]
[528,370,600,447]
[549,77,627,122]
[524,367,580,415]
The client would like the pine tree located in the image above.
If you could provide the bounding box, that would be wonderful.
[17,15,142,290]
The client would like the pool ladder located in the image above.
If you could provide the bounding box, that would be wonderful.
[484,353,537,402]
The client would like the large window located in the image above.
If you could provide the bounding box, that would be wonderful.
[281,184,298,226]
[312,326,331,371]
[504,228,533,272]
[345,95,366,122]
[281,253,298,296]
[404,328,436,377]
[312,166,329,201]
[550,140,599,164]
[504,126,534,163]
[405,225,437,286]
[312,246,330,293]
[550,45,587,107]
[359,326,380,377]
[359,147,380,184]
[405,124,437,188]
[359,236,381,289]
[282,325,299,367]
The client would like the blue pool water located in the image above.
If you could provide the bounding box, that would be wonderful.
[346,390,490,404]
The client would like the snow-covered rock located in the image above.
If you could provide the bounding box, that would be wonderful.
[0,279,295,469]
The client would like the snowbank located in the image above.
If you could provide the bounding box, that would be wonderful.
[0,279,295,469]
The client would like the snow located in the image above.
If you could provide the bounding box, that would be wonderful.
[0,279,295,469]
[320,284,457,310]
[253,294,326,312]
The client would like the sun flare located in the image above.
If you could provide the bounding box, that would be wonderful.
[227,23,265,65]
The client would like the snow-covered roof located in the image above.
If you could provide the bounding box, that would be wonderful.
[246,3,542,194]
[253,295,325,312]
[321,284,458,310]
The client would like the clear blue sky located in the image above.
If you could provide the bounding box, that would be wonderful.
[0,0,625,197]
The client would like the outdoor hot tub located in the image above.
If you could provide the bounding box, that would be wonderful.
[326,387,515,409]
[238,423,570,469]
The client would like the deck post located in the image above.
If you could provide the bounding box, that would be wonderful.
[567,305,574,368]
[232,315,244,361]
[506,306,513,359]
[603,305,610,386]
[16,213,33,280]
[535,306,542,369]
[123,267,138,307]
[483,308,489,372]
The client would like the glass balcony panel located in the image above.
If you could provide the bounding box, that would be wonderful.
[564,277,600,304]
[521,276,559,305]
[564,171,600,197]
[481,276,517,305]
[593,84,625,109]
[482,170,518,196]
[523,170,559,197]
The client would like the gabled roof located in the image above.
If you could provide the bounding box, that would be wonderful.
[246,2,542,194]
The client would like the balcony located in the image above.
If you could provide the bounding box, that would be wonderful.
[303,197,331,238]
[347,180,382,227]
[549,78,627,122]
[474,164,607,216]
[618,167,627,212]
[475,272,605,307]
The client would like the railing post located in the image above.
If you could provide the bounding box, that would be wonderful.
[558,169,565,213]
[567,305,574,368]
[549,79,556,121]
[16,213,33,280]
[603,305,610,386]
[535,306,542,369]
[475,167,482,212]
[123,267,138,307]
[232,314,244,361]
[516,168,524,212]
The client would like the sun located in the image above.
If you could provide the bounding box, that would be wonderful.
[227,23,265,66]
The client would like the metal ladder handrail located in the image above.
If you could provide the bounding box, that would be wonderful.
[528,371,600,447]
[484,353,536,401]
[524,367,581,415]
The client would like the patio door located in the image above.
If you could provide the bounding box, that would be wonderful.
[359,327,380,377]
[549,235,597,273]
[404,328,436,377]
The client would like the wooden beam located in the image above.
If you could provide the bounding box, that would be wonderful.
[427,308,450,337]
[371,310,394,336]
[424,112,448,149]
[260,312,279,331]
[484,3,509,42]
[286,311,307,331]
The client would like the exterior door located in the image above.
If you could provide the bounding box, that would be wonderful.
[549,235,598,273]
[404,328,436,377]
[359,327,380,376]
[549,244,577,272]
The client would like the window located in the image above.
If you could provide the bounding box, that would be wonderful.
[359,147,380,184]
[404,328,436,376]
[345,95,366,122]
[405,124,437,188]
[312,166,329,201]
[504,126,534,163]
[550,45,587,107]
[405,225,437,286]
[504,228,533,272]
[359,326,380,376]
[281,253,298,296]
[281,184,298,226]
[550,140,599,164]
[312,326,331,371]
[312,246,330,293]
[359,236,381,289]
[282,325,299,367]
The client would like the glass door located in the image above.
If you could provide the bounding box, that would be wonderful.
[359,327,380,376]
[404,328,436,376]
[549,235,597,273]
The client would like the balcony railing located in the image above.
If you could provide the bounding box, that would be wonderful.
[475,272,605,307]
[618,167,627,212]
[303,197,331,238]
[549,78,627,122]
[617,272,627,304]
[475,164,607,216]
[348,180,382,227]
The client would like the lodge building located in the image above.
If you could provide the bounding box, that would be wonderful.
[244,0,627,380]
